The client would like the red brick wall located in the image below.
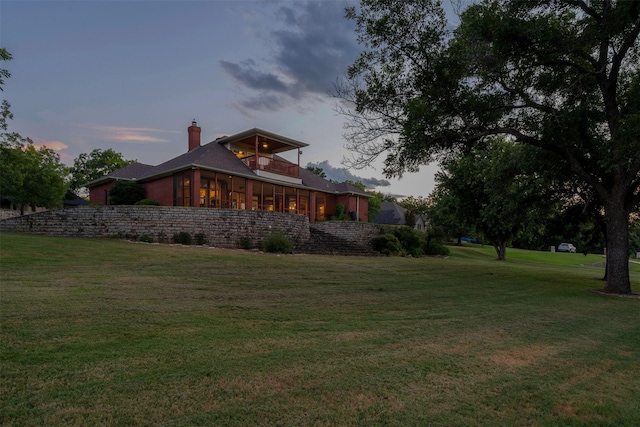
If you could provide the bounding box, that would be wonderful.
[143,176,174,206]
[89,182,115,204]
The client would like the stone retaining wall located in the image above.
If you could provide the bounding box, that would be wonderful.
[306,222,381,255]
[0,206,310,249]
[0,210,21,220]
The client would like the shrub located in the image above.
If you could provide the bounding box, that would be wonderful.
[393,226,426,254]
[372,234,402,256]
[423,239,450,256]
[238,236,253,249]
[139,235,153,243]
[334,204,346,220]
[194,233,206,245]
[261,231,293,254]
[424,226,450,256]
[172,232,192,245]
[134,198,159,206]
[109,180,146,205]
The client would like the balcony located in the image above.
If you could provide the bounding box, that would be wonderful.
[241,155,300,178]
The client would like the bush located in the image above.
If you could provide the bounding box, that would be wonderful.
[423,239,450,256]
[261,231,293,254]
[238,236,253,249]
[393,226,426,254]
[134,198,159,206]
[376,225,426,256]
[172,232,192,245]
[372,234,402,256]
[109,180,146,205]
[194,233,206,245]
[139,235,153,243]
[334,204,346,220]
[424,226,450,256]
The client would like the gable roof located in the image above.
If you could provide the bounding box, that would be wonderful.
[372,201,408,225]
[85,128,370,197]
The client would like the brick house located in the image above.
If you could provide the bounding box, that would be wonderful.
[87,122,370,222]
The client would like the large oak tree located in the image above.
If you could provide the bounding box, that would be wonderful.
[339,0,639,294]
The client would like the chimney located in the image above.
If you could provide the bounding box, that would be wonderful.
[188,119,201,152]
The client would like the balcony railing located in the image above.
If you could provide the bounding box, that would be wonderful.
[241,155,300,178]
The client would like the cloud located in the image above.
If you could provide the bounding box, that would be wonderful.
[30,137,73,159]
[221,1,360,112]
[306,160,391,190]
[83,124,179,144]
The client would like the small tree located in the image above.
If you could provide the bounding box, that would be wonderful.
[305,165,326,178]
[109,180,146,205]
[69,148,134,196]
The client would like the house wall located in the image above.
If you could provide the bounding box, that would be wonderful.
[89,182,115,205]
[0,206,310,249]
[357,197,369,222]
[89,175,370,222]
[144,175,174,206]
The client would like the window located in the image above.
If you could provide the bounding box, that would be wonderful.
[174,172,191,206]
[316,194,326,220]
[285,187,297,214]
[298,190,309,216]
[231,177,246,209]
[200,174,219,207]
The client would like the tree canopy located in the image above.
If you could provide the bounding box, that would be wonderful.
[69,148,134,196]
[340,0,640,294]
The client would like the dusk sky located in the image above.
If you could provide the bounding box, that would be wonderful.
[1,1,463,198]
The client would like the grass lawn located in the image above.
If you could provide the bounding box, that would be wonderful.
[1,233,639,426]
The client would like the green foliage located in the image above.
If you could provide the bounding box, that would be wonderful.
[630,218,640,258]
[341,0,640,292]
[69,148,134,195]
[366,190,391,222]
[0,141,68,214]
[430,140,561,260]
[371,234,402,256]
[238,236,253,250]
[305,164,326,178]
[398,196,430,215]
[261,231,293,254]
[194,233,206,245]
[424,226,450,256]
[109,180,146,205]
[139,235,153,243]
[134,198,159,206]
[334,203,346,220]
[404,210,416,228]
[172,232,192,245]
[375,225,430,257]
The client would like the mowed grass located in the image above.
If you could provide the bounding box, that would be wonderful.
[1,233,639,426]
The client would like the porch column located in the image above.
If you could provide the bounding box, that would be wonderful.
[255,136,259,169]
[309,191,316,222]
[245,180,253,210]
[191,168,201,207]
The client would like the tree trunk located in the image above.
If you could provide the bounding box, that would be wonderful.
[494,240,507,260]
[603,201,631,294]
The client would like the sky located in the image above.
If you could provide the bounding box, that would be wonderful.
[1,0,461,198]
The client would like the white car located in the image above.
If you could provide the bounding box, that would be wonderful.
[557,243,577,253]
